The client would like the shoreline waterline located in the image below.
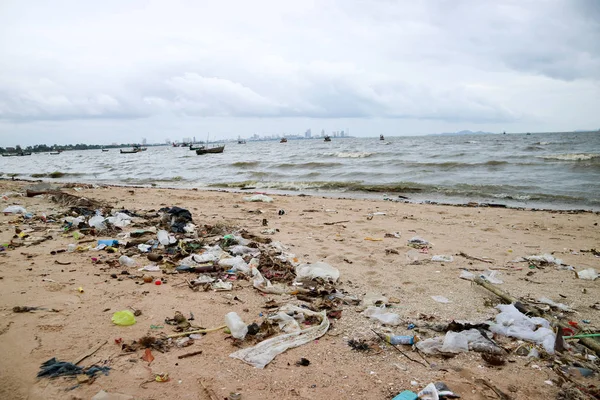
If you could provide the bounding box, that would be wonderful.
[4,177,598,214]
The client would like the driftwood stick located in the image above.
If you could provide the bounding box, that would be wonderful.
[177,350,203,359]
[459,251,494,263]
[73,340,108,365]
[473,277,520,304]
[166,325,227,338]
[473,278,600,356]
[324,220,350,225]
[199,379,220,400]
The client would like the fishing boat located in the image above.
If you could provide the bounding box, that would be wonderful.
[49,151,61,155]
[102,148,109,152]
[196,145,225,155]
[238,139,246,144]
[324,135,331,142]
[120,148,140,154]
[189,144,205,151]
[280,138,287,143]
[380,134,385,141]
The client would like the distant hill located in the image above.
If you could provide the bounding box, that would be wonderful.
[430,130,496,136]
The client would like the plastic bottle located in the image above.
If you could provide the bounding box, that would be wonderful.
[157,230,170,246]
[385,335,415,345]
[119,255,136,267]
[224,312,248,340]
[67,244,77,252]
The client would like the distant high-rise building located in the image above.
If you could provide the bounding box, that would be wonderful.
[305,129,312,138]
[340,130,345,137]
[321,129,325,137]
[142,138,147,145]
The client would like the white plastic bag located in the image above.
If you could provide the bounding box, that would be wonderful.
[417,383,440,400]
[88,215,106,231]
[431,295,451,304]
[251,267,290,294]
[230,245,260,256]
[480,270,503,284]
[525,254,563,266]
[212,280,233,291]
[441,331,469,353]
[219,256,250,274]
[363,305,401,326]
[269,312,301,333]
[106,212,132,228]
[576,268,598,280]
[488,304,556,354]
[431,255,453,262]
[119,255,135,267]
[295,262,339,282]
[3,205,27,214]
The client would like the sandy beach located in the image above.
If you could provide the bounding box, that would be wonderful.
[0,180,598,400]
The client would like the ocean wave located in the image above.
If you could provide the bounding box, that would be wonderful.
[393,160,509,169]
[525,145,544,151]
[274,161,343,169]
[539,153,600,161]
[323,152,373,158]
[231,161,261,168]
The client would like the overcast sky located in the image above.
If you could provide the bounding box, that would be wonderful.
[0,0,599,146]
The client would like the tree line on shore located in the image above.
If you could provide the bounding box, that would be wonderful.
[0,143,160,153]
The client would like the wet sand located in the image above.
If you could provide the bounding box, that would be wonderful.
[0,180,598,400]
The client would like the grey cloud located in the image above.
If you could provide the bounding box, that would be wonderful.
[0,0,597,139]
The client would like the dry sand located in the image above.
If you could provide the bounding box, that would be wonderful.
[0,180,598,400]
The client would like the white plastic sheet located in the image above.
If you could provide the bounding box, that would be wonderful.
[295,262,339,282]
[230,305,329,368]
[362,305,401,326]
[488,304,556,354]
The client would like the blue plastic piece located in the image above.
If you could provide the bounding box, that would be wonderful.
[392,390,418,400]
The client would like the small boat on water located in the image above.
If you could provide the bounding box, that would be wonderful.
[196,145,225,155]
[238,140,246,144]
[49,152,61,155]
[380,134,385,141]
[280,138,288,143]
[189,144,205,151]
[120,148,141,154]
[2,152,32,157]
[324,135,331,142]
[102,148,109,152]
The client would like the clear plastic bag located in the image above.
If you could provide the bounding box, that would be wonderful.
[441,331,469,353]
[295,262,340,282]
[363,305,401,326]
[88,215,106,231]
[2,205,27,214]
[431,255,453,262]
[488,304,555,354]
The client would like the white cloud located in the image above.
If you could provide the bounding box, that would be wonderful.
[0,0,598,145]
